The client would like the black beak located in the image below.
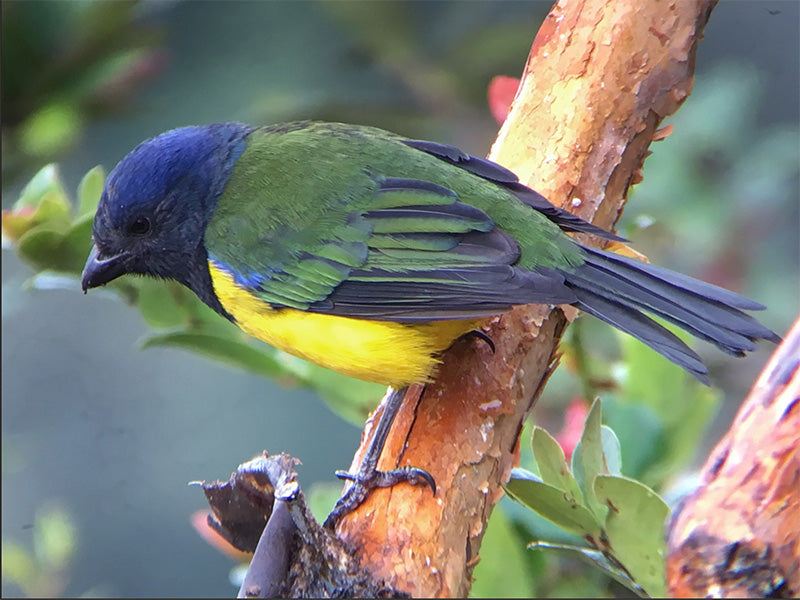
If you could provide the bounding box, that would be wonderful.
[81,245,130,292]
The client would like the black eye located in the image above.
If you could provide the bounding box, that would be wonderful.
[128,217,151,236]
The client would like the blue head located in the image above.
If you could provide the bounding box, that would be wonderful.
[81,123,252,313]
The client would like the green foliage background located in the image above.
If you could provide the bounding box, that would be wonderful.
[2,1,797,597]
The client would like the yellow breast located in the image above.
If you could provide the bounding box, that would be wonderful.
[208,262,481,386]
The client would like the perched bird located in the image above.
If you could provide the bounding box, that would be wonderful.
[81,121,778,523]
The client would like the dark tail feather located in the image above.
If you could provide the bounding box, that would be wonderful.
[564,246,780,383]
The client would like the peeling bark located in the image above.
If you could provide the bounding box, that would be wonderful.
[333,0,718,596]
[666,317,800,598]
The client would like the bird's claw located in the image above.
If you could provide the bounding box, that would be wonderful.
[324,465,436,529]
[464,328,495,353]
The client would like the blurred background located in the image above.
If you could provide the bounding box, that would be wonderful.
[2,1,798,597]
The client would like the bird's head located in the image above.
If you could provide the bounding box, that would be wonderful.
[81,123,251,305]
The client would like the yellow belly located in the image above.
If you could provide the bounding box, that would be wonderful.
[208,262,481,386]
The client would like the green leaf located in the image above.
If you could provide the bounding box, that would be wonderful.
[139,324,382,425]
[617,326,694,425]
[3,165,80,265]
[600,425,622,476]
[649,384,717,478]
[16,228,77,271]
[76,165,105,218]
[33,504,77,570]
[28,192,73,232]
[61,214,95,268]
[19,101,83,157]
[531,426,583,503]
[471,505,537,598]
[616,326,720,486]
[140,332,287,380]
[502,495,591,548]
[0,541,37,590]
[570,398,607,522]
[306,482,343,525]
[602,397,664,480]
[136,280,194,328]
[505,468,602,539]
[593,475,669,597]
[294,361,385,425]
[526,541,645,596]
[13,164,66,210]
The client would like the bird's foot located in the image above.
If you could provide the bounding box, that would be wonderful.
[462,328,495,353]
[323,386,436,529]
[323,463,436,529]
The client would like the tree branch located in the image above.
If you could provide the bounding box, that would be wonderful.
[333,0,717,596]
[666,316,800,597]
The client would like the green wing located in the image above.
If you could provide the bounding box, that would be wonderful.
[204,124,577,321]
[207,175,576,321]
[319,177,578,320]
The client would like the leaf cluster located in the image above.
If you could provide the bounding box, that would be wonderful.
[506,400,669,597]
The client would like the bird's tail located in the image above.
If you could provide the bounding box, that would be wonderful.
[564,246,780,384]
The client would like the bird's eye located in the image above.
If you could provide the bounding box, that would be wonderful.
[128,217,151,236]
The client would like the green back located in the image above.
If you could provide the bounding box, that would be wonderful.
[204,122,585,321]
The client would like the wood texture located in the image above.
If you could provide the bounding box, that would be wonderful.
[334,1,718,596]
[666,316,800,598]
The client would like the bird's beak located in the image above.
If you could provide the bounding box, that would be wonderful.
[81,245,129,292]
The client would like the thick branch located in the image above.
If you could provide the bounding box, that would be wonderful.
[666,316,800,597]
[334,1,717,596]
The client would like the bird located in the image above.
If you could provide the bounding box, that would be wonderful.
[81,121,778,525]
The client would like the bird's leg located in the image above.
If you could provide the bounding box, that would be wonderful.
[324,386,435,529]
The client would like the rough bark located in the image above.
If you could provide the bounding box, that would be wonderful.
[666,316,800,598]
[333,0,718,596]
